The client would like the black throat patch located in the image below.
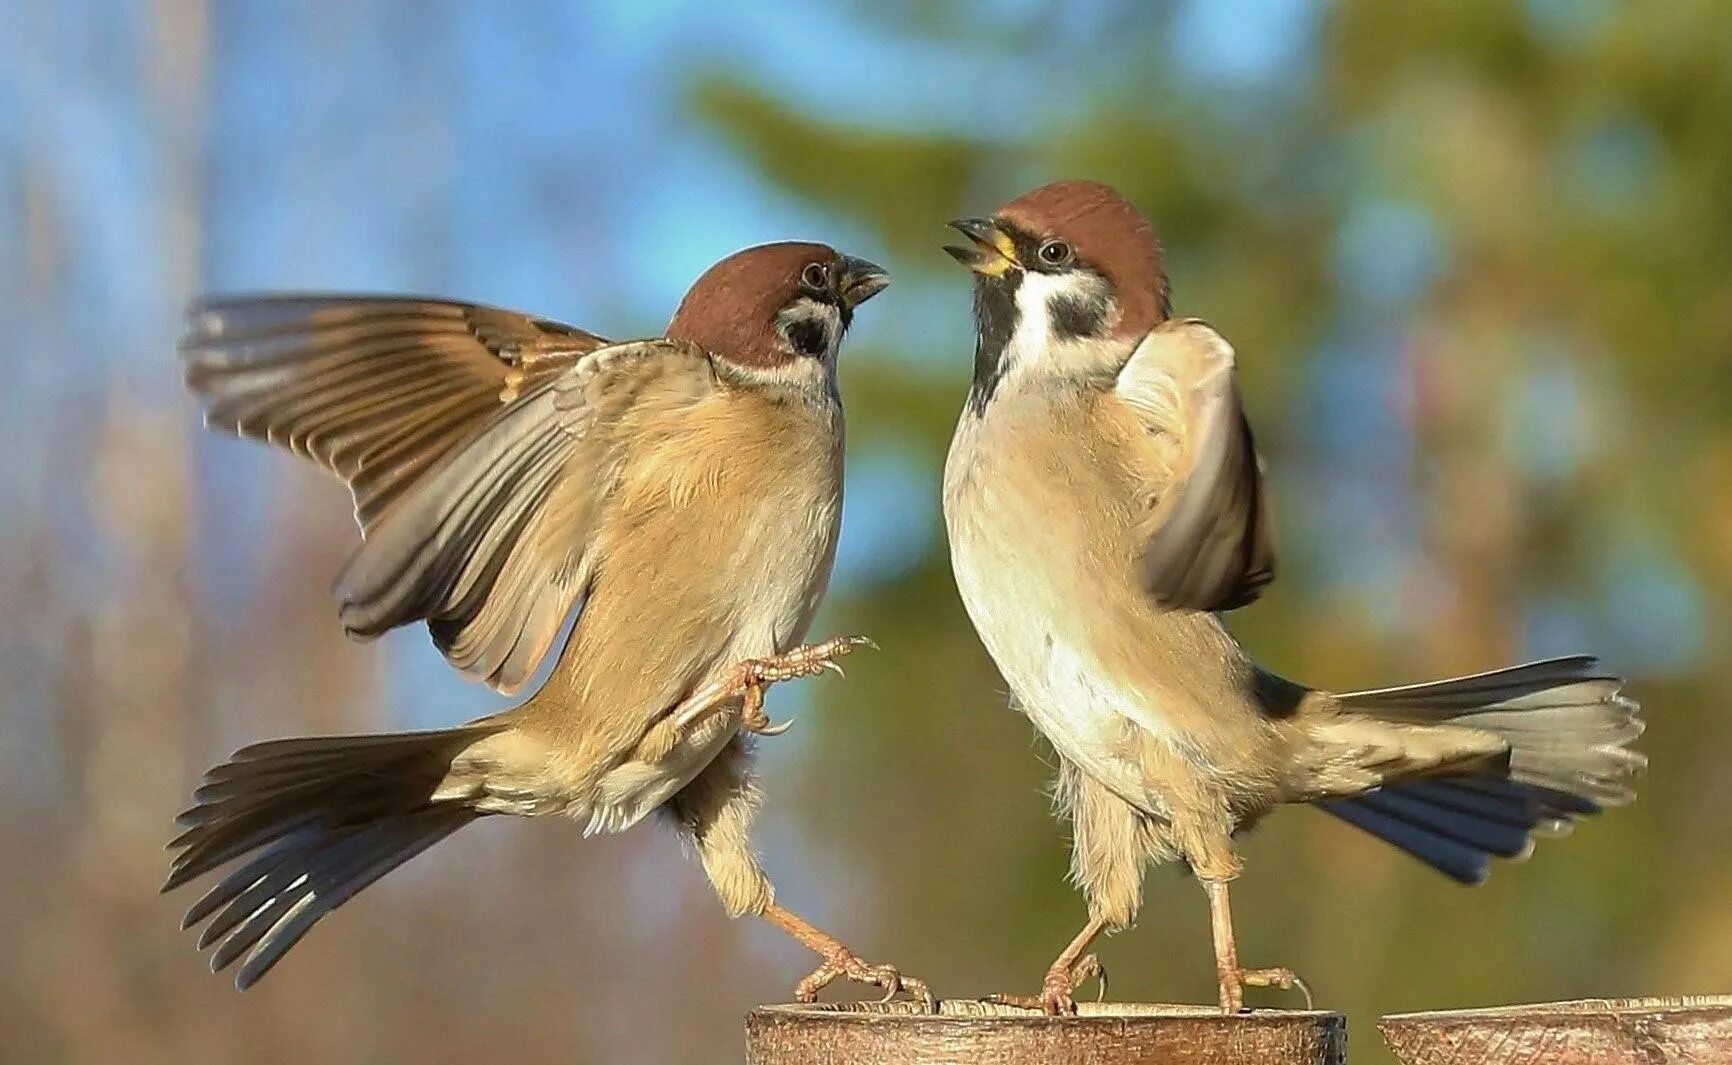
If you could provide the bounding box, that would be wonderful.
[967,274,1019,414]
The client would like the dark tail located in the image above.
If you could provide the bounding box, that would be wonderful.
[1318,656,1644,885]
[165,725,497,988]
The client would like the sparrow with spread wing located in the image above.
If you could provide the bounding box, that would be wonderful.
[942,181,1644,1013]
[167,242,931,1004]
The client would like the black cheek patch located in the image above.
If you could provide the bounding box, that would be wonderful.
[1050,292,1110,340]
[787,317,828,358]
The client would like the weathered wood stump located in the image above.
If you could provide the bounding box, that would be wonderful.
[1379,996,1732,1064]
[745,1001,1346,1065]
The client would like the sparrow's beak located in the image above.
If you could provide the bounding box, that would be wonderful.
[837,255,891,308]
[944,218,1020,277]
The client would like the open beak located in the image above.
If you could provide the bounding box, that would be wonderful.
[944,218,1020,277]
[837,255,890,308]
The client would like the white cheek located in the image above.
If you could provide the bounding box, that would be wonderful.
[1003,272,1109,381]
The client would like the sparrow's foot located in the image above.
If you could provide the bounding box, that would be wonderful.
[1217,964,1312,1013]
[794,943,935,1011]
[989,953,1107,1015]
[671,636,875,738]
[1203,877,1311,1013]
[760,901,935,1012]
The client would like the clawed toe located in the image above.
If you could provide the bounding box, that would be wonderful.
[1241,966,1312,1009]
[1219,964,1312,1013]
[988,954,1107,1016]
[738,637,875,735]
[670,636,876,740]
[794,946,934,1011]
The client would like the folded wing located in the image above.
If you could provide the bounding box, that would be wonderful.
[1115,318,1275,612]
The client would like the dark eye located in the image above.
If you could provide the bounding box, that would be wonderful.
[1037,239,1074,267]
[800,262,830,292]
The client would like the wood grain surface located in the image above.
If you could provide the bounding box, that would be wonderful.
[745,1001,1346,1065]
[1379,996,1732,1064]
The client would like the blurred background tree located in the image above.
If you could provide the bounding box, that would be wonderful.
[2,2,1728,1062]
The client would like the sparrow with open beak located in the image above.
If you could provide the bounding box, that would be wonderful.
[168,242,931,1005]
[942,181,1644,1013]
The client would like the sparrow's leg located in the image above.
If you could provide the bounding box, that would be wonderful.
[1152,751,1311,1013]
[761,901,934,1009]
[669,636,874,738]
[1202,878,1311,1013]
[989,916,1109,1015]
[992,760,1155,1013]
[667,737,933,1010]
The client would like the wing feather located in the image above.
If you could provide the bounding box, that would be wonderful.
[182,295,608,529]
[183,295,720,693]
[1117,318,1275,612]
[332,339,719,693]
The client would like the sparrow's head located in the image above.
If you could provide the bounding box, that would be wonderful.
[945,180,1170,405]
[667,241,889,373]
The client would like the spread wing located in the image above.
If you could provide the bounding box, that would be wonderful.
[1115,318,1274,612]
[181,295,610,531]
[328,338,719,694]
[183,295,721,695]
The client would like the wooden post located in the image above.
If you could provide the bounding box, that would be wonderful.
[745,1001,1346,1065]
[1379,996,1732,1064]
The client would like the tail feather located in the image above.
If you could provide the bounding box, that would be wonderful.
[165,810,326,890]
[185,832,309,931]
[1395,778,1588,837]
[230,816,463,988]
[1350,787,1535,859]
[1439,777,1601,823]
[1319,797,1495,884]
[166,725,495,988]
[1337,655,1605,712]
[1319,656,1644,884]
